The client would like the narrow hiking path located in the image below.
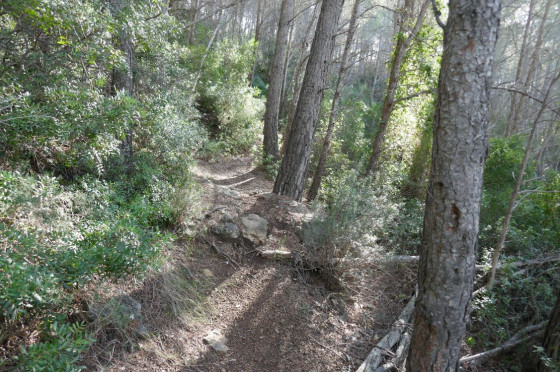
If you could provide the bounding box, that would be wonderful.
[87,155,415,372]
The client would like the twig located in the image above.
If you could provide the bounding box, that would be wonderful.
[430,0,445,28]
[311,338,346,359]
[393,89,433,105]
[199,236,239,268]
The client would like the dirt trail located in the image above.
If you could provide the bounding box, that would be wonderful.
[88,155,415,372]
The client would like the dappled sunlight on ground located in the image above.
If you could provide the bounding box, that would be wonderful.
[84,155,416,371]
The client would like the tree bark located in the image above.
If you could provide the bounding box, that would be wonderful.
[538,294,560,372]
[406,0,502,369]
[365,0,430,176]
[486,73,560,289]
[279,5,319,157]
[279,22,295,121]
[307,0,361,201]
[273,0,344,200]
[263,0,294,160]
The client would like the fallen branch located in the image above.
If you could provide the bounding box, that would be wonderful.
[383,254,560,272]
[199,237,239,268]
[259,250,292,259]
[356,291,416,372]
[460,321,546,364]
[374,330,412,371]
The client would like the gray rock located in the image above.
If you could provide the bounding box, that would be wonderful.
[211,222,240,240]
[216,186,240,199]
[205,205,226,218]
[287,201,310,215]
[220,212,234,223]
[89,295,148,338]
[295,220,321,246]
[203,330,229,354]
[241,214,268,245]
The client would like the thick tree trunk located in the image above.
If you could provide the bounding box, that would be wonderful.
[538,294,560,372]
[279,5,319,157]
[365,0,430,176]
[406,0,502,369]
[263,0,294,160]
[486,73,560,289]
[307,0,361,201]
[273,0,344,200]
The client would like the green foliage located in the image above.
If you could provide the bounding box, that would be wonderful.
[377,198,425,255]
[471,259,559,348]
[481,136,526,226]
[480,137,558,254]
[0,1,207,368]
[0,171,171,320]
[473,137,560,356]
[303,170,404,277]
[197,39,265,154]
[260,153,280,180]
[534,345,560,371]
[378,22,440,179]
[13,315,94,372]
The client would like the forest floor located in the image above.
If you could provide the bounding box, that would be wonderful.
[84,154,417,372]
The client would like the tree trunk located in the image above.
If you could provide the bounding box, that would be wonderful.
[307,0,361,201]
[279,5,319,157]
[279,22,295,121]
[263,0,294,160]
[506,0,552,136]
[538,294,560,372]
[273,0,344,200]
[486,73,560,289]
[186,0,199,43]
[406,0,502,369]
[504,0,535,136]
[536,113,559,174]
[192,12,224,92]
[249,0,264,84]
[365,0,430,176]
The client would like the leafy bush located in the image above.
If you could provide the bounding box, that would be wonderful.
[196,39,265,154]
[13,316,94,372]
[0,0,209,369]
[470,259,559,349]
[301,171,402,279]
[0,169,175,368]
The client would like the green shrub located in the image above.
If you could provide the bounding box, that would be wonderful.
[0,170,172,369]
[197,39,264,154]
[13,315,94,372]
[302,170,402,277]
